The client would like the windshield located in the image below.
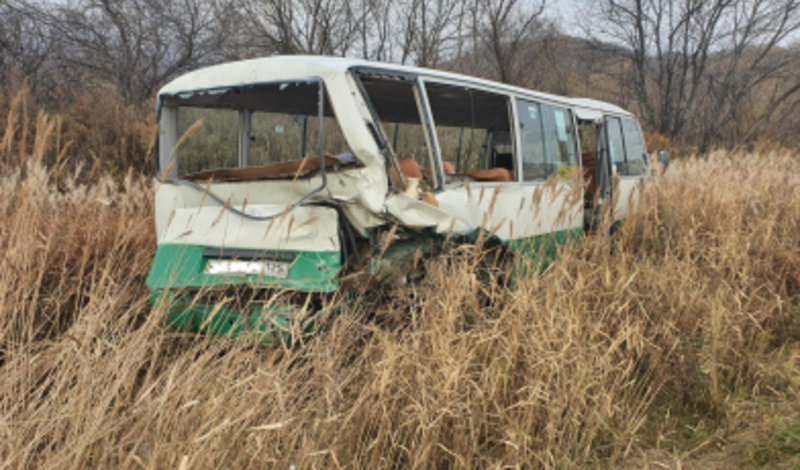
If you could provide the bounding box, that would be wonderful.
[157,80,356,182]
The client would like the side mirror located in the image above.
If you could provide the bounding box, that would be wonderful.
[657,149,670,173]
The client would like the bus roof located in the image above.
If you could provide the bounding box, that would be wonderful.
[158,55,634,118]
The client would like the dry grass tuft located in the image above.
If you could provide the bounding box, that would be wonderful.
[0,108,799,469]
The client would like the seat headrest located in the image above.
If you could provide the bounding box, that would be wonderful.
[398,159,423,179]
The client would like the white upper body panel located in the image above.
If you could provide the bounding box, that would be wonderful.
[155,56,641,250]
[158,56,634,118]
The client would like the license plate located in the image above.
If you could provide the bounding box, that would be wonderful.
[205,260,289,278]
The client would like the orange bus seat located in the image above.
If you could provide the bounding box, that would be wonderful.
[468,168,513,182]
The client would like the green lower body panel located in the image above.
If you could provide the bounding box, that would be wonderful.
[146,244,338,343]
[506,227,584,278]
[145,228,582,343]
[506,227,584,259]
[146,244,341,292]
[151,292,321,345]
[433,226,584,282]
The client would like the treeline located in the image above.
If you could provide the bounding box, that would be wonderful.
[2,0,800,173]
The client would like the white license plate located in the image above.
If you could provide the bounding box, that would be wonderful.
[205,260,289,278]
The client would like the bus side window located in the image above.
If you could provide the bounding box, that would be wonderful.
[357,75,439,190]
[621,118,648,176]
[425,82,516,184]
[606,117,626,175]
[517,100,578,182]
[517,100,547,181]
[541,104,578,180]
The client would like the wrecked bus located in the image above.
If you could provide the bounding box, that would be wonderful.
[146,56,656,342]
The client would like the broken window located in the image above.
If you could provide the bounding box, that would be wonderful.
[247,112,350,167]
[159,80,356,180]
[356,72,439,190]
[386,122,431,173]
[425,82,516,183]
[176,107,239,176]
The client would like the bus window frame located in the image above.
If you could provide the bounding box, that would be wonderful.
[420,79,521,186]
[513,96,583,185]
[619,117,650,176]
[605,114,649,178]
[352,68,445,192]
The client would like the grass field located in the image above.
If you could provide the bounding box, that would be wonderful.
[0,114,799,469]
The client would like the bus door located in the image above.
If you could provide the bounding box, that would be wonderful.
[575,111,613,231]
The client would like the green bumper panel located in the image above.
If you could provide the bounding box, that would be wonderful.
[151,292,320,345]
[146,244,340,293]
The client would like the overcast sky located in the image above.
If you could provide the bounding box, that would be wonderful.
[549,0,582,35]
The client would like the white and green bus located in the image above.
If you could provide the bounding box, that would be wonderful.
[147,56,660,341]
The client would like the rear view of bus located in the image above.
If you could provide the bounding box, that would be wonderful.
[146,60,384,343]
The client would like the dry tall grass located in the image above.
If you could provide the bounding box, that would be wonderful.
[0,111,799,469]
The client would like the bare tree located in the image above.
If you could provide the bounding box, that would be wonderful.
[354,0,397,61]
[0,2,60,96]
[584,0,800,150]
[394,0,467,66]
[470,0,548,84]
[10,0,236,103]
[238,0,365,56]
